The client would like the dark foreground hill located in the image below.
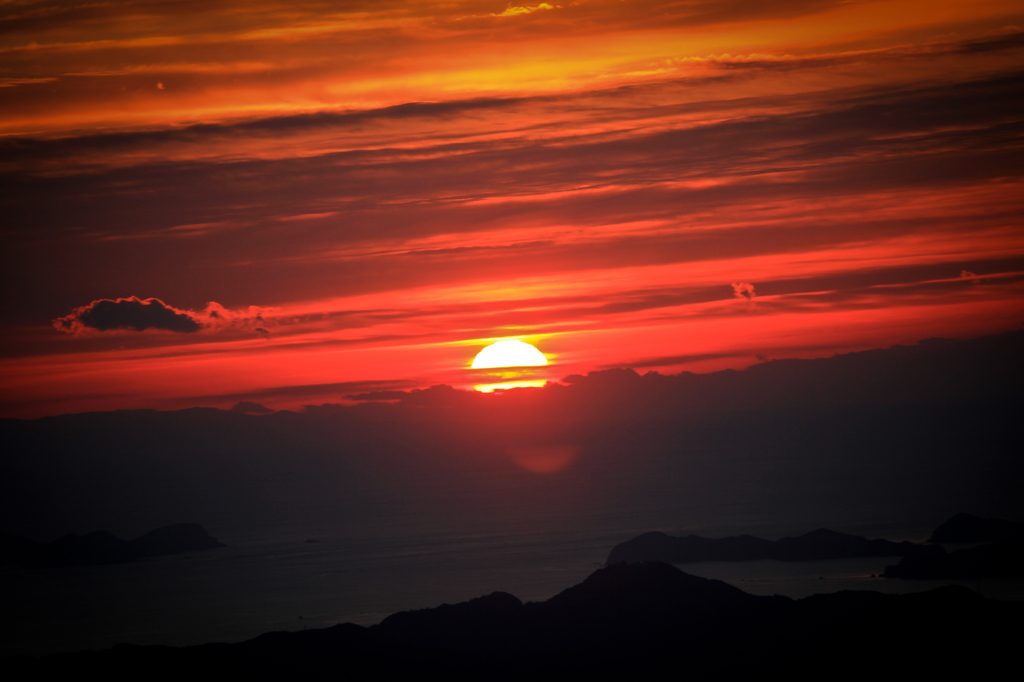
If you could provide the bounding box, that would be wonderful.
[19,562,1020,676]
[0,524,224,568]
[606,527,917,565]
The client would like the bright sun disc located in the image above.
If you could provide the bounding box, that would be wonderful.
[471,340,547,368]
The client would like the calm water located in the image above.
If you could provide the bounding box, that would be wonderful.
[681,556,1024,601]
[3,524,1021,658]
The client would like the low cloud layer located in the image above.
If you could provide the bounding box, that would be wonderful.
[4,330,1019,545]
[231,401,274,414]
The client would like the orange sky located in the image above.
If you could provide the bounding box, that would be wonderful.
[2,0,1023,417]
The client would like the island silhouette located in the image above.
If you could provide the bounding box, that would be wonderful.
[605,527,918,565]
[606,514,1024,580]
[0,524,224,568]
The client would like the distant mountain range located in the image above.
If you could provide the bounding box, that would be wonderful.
[607,514,1024,579]
[0,524,224,568]
[19,562,1019,675]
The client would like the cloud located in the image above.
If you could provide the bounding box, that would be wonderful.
[53,297,271,335]
[54,297,203,333]
[492,4,557,18]
[347,390,412,402]
[0,78,57,88]
[200,302,275,334]
[201,379,422,404]
[600,352,735,370]
[231,401,274,414]
[960,269,981,286]
[731,282,756,301]
[4,330,1020,554]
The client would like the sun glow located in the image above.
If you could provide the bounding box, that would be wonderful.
[474,380,547,393]
[471,340,548,369]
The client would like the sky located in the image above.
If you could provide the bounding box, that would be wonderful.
[2,0,1023,418]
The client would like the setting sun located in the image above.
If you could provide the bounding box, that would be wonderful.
[471,340,548,369]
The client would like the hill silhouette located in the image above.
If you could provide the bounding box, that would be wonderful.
[0,524,224,568]
[20,562,1019,675]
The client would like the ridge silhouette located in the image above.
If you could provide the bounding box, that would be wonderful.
[22,562,1019,676]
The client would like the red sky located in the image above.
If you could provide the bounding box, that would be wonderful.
[2,0,1023,417]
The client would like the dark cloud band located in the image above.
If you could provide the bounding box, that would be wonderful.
[55,297,203,333]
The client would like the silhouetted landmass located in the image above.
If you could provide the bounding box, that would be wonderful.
[130,524,225,557]
[883,538,1024,579]
[0,524,224,568]
[20,563,1019,675]
[928,513,1024,543]
[606,528,917,565]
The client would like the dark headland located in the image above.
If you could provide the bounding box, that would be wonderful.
[19,562,1019,676]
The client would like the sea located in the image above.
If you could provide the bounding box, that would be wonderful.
[4,518,1021,658]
